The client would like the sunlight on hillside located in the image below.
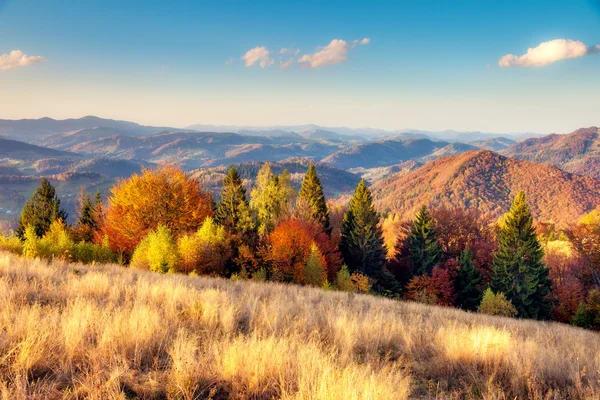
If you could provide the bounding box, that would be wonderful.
[1,252,600,399]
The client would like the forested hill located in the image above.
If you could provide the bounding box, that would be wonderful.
[371,150,600,226]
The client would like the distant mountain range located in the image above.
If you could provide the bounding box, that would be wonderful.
[502,127,600,179]
[372,150,600,227]
[190,158,361,199]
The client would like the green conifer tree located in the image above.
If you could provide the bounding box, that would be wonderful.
[490,191,552,320]
[215,167,255,235]
[298,164,331,234]
[17,178,68,239]
[340,179,398,294]
[407,205,441,276]
[455,246,483,311]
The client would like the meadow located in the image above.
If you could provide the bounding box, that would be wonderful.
[1,252,599,399]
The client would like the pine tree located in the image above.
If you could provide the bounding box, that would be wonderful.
[455,246,483,311]
[17,178,68,239]
[407,205,441,276]
[340,179,398,294]
[216,167,255,235]
[298,164,331,234]
[490,191,552,320]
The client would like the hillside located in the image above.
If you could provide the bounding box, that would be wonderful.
[502,127,600,179]
[372,150,600,226]
[1,252,598,399]
[0,138,77,160]
[191,158,361,197]
[469,137,516,151]
[321,138,451,169]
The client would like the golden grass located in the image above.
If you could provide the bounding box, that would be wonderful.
[0,252,599,399]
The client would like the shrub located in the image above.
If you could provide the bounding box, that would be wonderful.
[335,265,354,292]
[351,273,371,294]
[478,288,518,317]
[131,225,179,273]
[177,217,232,275]
[22,225,43,259]
[40,219,74,261]
[72,240,116,264]
[0,233,22,255]
[573,289,600,330]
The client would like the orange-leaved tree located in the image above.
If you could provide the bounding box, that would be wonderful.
[99,165,213,255]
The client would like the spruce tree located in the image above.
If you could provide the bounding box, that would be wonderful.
[455,246,483,311]
[216,167,255,235]
[78,191,96,229]
[340,179,398,294]
[490,191,552,320]
[298,164,331,234]
[17,178,68,238]
[407,205,441,276]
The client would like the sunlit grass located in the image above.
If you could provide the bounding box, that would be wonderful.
[0,252,599,399]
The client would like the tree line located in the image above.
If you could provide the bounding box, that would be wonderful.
[2,163,600,328]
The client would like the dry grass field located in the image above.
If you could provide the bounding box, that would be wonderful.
[0,252,599,399]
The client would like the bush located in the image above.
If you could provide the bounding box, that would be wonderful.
[72,240,116,264]
[335,265,354,292]
[478,288,518,317]
[23,225,44,259]
[40,219,74,261]
[131,225,179,273]
[350,273,371,294]
[177,217,231,275]
[0,233,22,255]
[573,290,600,330]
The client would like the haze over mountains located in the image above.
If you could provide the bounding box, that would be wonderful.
[0,115,599,228]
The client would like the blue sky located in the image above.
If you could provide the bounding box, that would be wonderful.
[0,0,599,133]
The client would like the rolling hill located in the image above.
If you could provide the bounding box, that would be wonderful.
[0,253,598,399]
[191,158,361,198]
[0,138,78,160]
[321,138,451,169]
[469,137,516,151]
[502,126,600,179]
[372,150,600,226]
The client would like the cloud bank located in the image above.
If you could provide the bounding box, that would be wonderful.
[499,39,600,68]
[241,37,369,69]
[0,50,45,70]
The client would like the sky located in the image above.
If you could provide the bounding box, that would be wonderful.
[0,0,599,134]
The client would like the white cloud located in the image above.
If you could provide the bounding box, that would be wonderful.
[280,59,293,69]
[499,39,599,68]
[241,46,272,68]
[279,48,290,54]
[0,50,45,71]
[360,37,370,45]
[298,39,349,68]
[225,57,234,66]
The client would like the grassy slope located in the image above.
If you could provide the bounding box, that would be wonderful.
[0,253,599,399]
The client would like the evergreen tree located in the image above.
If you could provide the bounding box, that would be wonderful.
[77,190,96,229]
[490,191,552,320]
[340,179,398,294]
[298,164,331,234]
[216,167,255,235]
[17,178,68,239]
[455,246,483,311]
[407,205,441,276]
